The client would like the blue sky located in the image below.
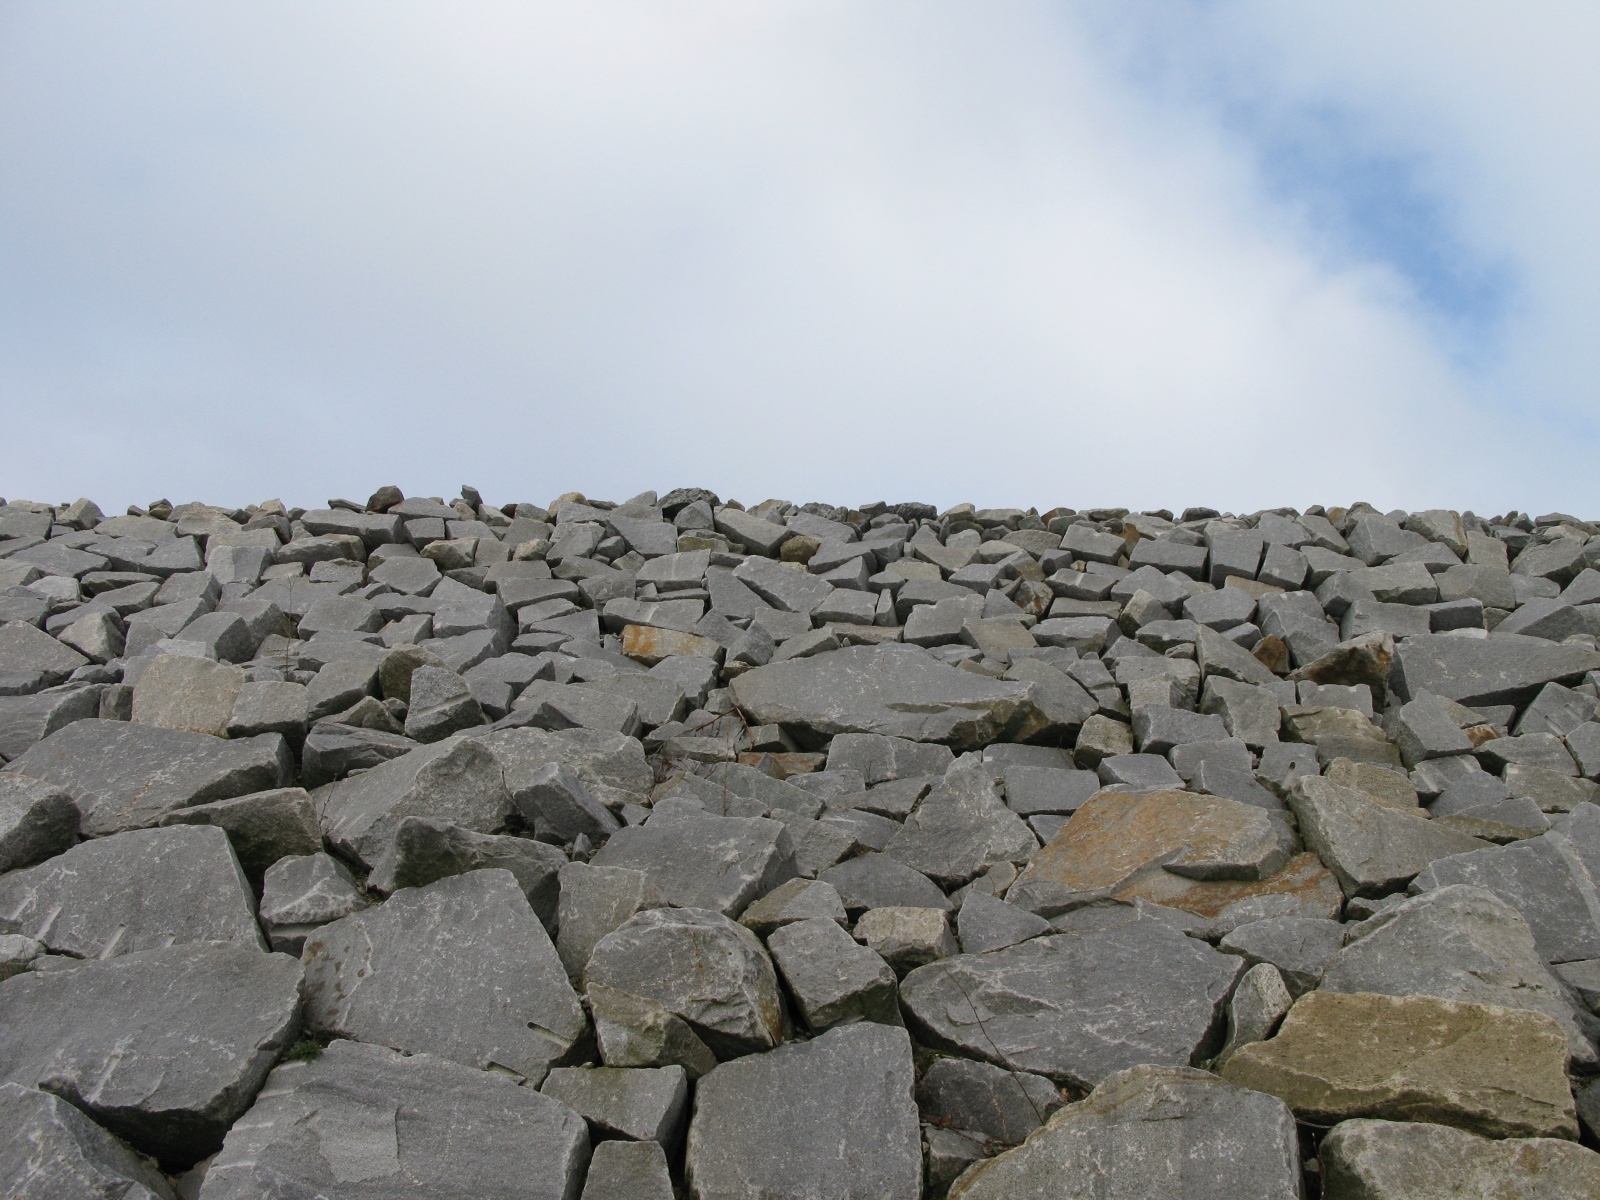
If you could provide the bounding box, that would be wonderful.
[0,2,1594,515]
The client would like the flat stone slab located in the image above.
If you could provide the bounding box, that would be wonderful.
[4,719,289,836]
[590,812,798,916]
[1393,633,1600,708]
[0,823,263,958]
[302,868,587,1086]
[0,943,303,1166]
[900,922,1244,1088]
[687,1022,922,1200]
[947,1065,1302,1200]
[730,644,1041,749]
[473,724,652,810]
[0,1081,177,1200]
[541,1064,689,1148]
[1318,1117,1600,1200]
[196,1038,591,1200]
[1221,990,1577,1140]
[883,760,1038,887]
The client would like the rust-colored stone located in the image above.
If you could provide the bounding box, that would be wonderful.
[621,624,722,666]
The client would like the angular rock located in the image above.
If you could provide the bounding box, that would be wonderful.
[226,679,308,744]
[591,812,797,916]
[586,907,786,1063]
[1221,990,1576,1140]
[0,773,77,872]
[302,868,586,1085]
[197,1039,591,1200]
[0,684,103,761]
[156,785,320,883]
[1216,962,1293,1067]
[884,760,1038,887]
[819,853,951,916]
[946,1065,1301,1200]
[4,719,289,835]
[131,655,247,737]
[730,644,1041,750]
[826,732,955,784]
[0,1080,177,1200]
[901,922,1244,1087]
[0,824,264,958]
[475,724,653,811]
[0,619,88,693]
[915,1057,1062,1146]
[0,943,302,1165]
[403,664,486,742]
[542,1064,689,1148]
[855,905,958,975]
[738,876,847,937]
[1318,1117,1600,1200]
[766,915,900,1031]
[1393,633,1600,707]
[687,1022,921,1200]
[1287,776,1487,897]
[581,1139,673,1200]
[257,851,369,954]
[554,860,666,983]
[1219,916,1343,995]
[512,760,621,845]
[367,816,566,925]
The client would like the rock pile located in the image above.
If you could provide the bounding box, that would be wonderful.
[3,487,1600,1197]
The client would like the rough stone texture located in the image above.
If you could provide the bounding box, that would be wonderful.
[4,719,290,835]
[581,1139,674,1200]
[1318,1117,1600,1200]
[155,785,320,882]
[855,905,958,975]
[197,1039,591,1200]
[590,812,798,916]
[257,850,369,954]
[731,644,1042,749]
[0,943,303,1165]
[0,823,264,958]
[1393,633,1600,707]
[132,655,247,737]
[543,1064,689,1151]
[945,1065,1303,1200]
[738,876,847,936]
[0,772,78,872]
[366,816,566,926]
[687,1022,922,1200]
[302,868,587,1085]
[1216,962,1293,1067]
[1221,990,1577,1140]
[884,759,1038,886]
[901,922,1244,1088]
[1287,775,1487,897]
[914,1057,1062,1145]
[475,724,653,811]
[0,1081,178,1200]
[555,860,666,982]
[586,907,786,1063]
[767,915,900,1031]
[1218,915,1343,995]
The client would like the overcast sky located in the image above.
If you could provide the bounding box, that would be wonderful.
[1,2,1595,516]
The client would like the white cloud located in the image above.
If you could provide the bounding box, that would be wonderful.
[0,1,1590,515]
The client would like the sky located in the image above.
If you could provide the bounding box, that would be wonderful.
[0,1,1595,517]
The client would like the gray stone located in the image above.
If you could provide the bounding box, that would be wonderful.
[226,679,308,744]
[855,905,959,975]
[156,786,320,882]
[738,876,847,937]
[475,725,652,811]
[1318,1116,1600,1200]
[299,721,418,786]
[587,907,786,1064]
[0,943,302,1165]
[0,773,77,872]
[687,1022,921,1200]
[0,1080,177,1199]
[303,868,586,1085]
[1321,884,1597,1066]
[1288,776,1487,897]
[591,812,797,916]
[401,664,486,741]
[367,817,566,924]
[884,759,1038,887]
[0,824,263,958]
[1391,693,1476,767]
[999,765,1099,817]
[901,922,1244,1087]
[1096,753,1185,790]
[0,684,103,760]
[0,619,88,691]
[819,853,951,916]
[257,851,369,954]
[1216,962,1293,1067]
[955,889,1053,954]
[197,1038,591,1200]
[542,1064,689,1147]
[1218,916,1342,995]
[131,655,246,737]
[731,644,1041,750]
[946,1064,1302,1200]
[581,1139,673,1200]
[513,761,622,845]
[827,732,955,784]
[316,735,514,869]
[555,861,666,982]
[915,1057,1062,1145]
[767,915,900,1031]
[1393,633,1600,707]
[1505,763,1600,811]
[5,718,289,835]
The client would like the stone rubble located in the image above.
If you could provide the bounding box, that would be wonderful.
[2,487,1600,1196]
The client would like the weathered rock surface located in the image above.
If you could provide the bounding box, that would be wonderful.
[155,785,321,882]
[901,922,1244,1087]
[0,943,303,1165]
[197,1039,591,1200]
[687,1022,922,1200]
[258,850,369,953]
[1320,1117,1600,1199]
[590,812,798,916]
[946,1065,1302,1200]
[1221,990,1577,1139]
[0,772,77,872]
[767,915,899,1031]
[883,759,1038,886]
[0,1081,177,1200]
[302,868,587,1085]
[541,1064,689,1148]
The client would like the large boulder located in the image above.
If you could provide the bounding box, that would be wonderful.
[900,922,1244,1088]
[472,725,653,810]
[3,719,290,836]
[1322,884,1598,1066]
[1318,1117,1600,1199]
[0,943,303,1166]
[687,1022,922,1200]
[730,644,1043,749]
[947,1065,1302,1200]
[1221,991,1577,1140]
[0,773,78,872]
[0,824,263,958]
[590,812,798,916]
[315,736,515,869]
[0,1081,177,1200]
[196,1039,591,1200]
[155,786,322,884]
[302,868,586,1086]
[586,907,786,1066]
[1392,633,1600,707]
[0,684,102,760]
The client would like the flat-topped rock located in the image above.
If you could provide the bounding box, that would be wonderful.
[0,1081,177,1200]
[590,812,798,916]
[1318,1117,1600,1200]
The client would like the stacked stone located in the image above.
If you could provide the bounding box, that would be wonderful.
[2,488,1600,1197]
